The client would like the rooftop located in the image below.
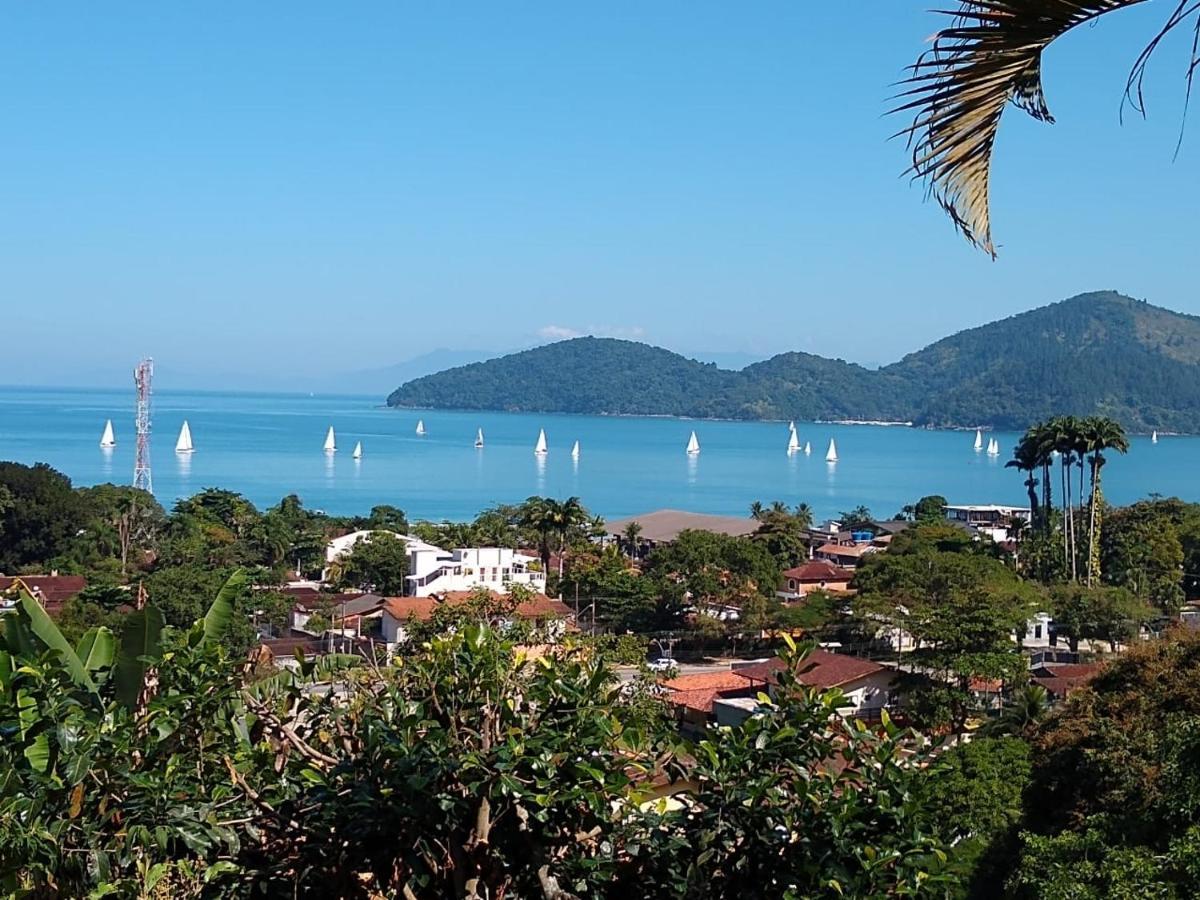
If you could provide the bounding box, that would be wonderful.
[782,560,855,582]
[732,650,886,690]
[605,509,758,544]
[383,589,572,622]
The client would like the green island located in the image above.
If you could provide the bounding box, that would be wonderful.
[4,413,1200,896]
[387,291,1200,433]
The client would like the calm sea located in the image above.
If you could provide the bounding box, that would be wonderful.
[0,386,1193,522]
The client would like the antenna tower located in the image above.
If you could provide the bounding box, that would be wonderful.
[133,357,154,493]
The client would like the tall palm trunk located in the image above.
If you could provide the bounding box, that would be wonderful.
[1088,458,1103,586]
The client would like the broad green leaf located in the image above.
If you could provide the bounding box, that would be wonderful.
[203,569,246,644]
[115,606,165,710]
[76,627,116,673]
[19,592,95,692]
[17,688,50,773]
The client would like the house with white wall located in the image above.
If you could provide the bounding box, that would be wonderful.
[325,531,546,597]
[381,590,572,645]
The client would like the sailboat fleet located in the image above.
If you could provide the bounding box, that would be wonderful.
[101,412,1119,476]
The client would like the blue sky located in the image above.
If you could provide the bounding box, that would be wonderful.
[2,3,1196,388]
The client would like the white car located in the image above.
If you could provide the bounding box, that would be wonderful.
[646,658,678,673]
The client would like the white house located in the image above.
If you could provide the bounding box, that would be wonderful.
[943,505,1032,543]
[325,531,546,597]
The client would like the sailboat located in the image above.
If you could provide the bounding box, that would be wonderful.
[99,419,116,448]
[534,428,548,455]
[974,429,983,451]
[686,430,700,455]
[804,441,811,456]
[323,426,337,453]
[571,440,580,460]
[415,420,426,436]
[788,420,795,432]
[175,420,194,454]
[1152,430,1159,444]
[352,441,363,460]
[825,438,838,462]
[474,428,484,448]
[787,425,801,455]
[987,438,1000,457]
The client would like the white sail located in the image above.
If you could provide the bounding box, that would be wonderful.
[324,426,337,453]
[987,438,1000,456]
[475,428,484,448]
[974,429,983,451]
[825,438,838,462]
[571,440,580,459]
[415,419,426,436]
[787,426,801,454]
[788,420,795,432]
[99,419,116,448]
[1152,430,1159,443]
[352,441,363,459]
[804,441,811,455]
[686,430,700,455]
[534,428,548,455]
[175,420,194,453]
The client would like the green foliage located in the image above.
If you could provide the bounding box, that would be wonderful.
[855,528,1037,729]
[923,736,1032,895]
[331,531,410,594]
[1050,583,1153,653]
[749,500,813,569]
[388,292,1200,431]
[0,461,87,572]
[1008,630,1200,897]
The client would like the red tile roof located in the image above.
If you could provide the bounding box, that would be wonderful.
[383,590,572,623]
[661,672,748,692]
[664,688,728,714]
[0,575,87,609]
[814,543,874,559]
[733,650,886,690]
[1031,662,1102,698]
[781,561,855,583]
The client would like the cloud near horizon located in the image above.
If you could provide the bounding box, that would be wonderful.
[536,324,646,342]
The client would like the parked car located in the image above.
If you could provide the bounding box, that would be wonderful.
[646,657,678,674]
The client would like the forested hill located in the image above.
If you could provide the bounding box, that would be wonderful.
[386,292,1200,432]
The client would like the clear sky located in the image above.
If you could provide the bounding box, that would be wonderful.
[2,3,1196,388]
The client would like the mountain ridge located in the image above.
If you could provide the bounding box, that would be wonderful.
[387,292,1200,432]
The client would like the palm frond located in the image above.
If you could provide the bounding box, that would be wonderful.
[896,0,1148,256]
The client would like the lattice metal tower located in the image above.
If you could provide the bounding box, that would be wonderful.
[133,357,154,493]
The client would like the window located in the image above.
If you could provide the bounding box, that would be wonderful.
[1034,625,1042,639]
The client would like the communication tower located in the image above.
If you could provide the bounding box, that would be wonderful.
[133,357,153,493]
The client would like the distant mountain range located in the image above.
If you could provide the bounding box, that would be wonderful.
[386,292,1200,432]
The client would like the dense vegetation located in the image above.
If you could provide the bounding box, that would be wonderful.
[389,292,1200,432]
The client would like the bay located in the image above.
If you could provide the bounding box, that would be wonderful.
[0,385,1194,522]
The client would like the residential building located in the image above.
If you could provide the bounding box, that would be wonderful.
[325,530,546,597]
[0,574,88,616]
[777,560,854,600]
[1030,662,1103,700]
[943,505,1032,543]
[380,589,573,644]
[661,650,896,732]
[813,542,877,570]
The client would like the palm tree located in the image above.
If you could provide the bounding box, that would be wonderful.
[622,521,644,560]
[983,685,1051,739]
[1006,436,1042,527]
[792,502,815,532]
[749,501,766,521]
[898,1,1199,256]
[1080,416,1130,584]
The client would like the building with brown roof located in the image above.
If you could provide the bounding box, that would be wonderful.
[720,650,895,723]
[1030,662,1102,700]
[0,575,88,616]
[813,543,877,570]
[381,589,573,644]
[777,560,855,600]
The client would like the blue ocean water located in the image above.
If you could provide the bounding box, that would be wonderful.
[0,386,1193,522]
